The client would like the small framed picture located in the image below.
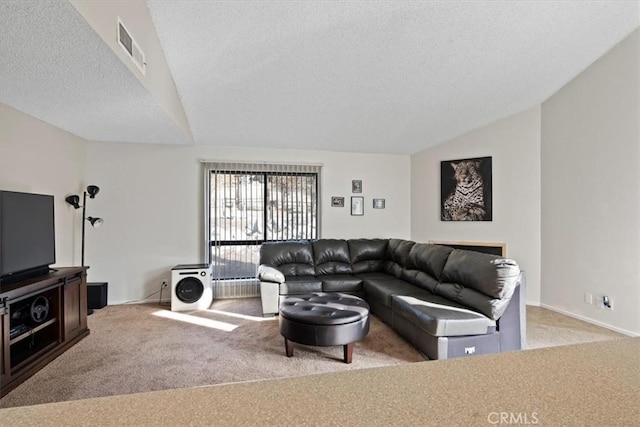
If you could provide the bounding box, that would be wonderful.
[373,198,385,209]
[331,196,345,207]
[351,196,364,216]
[352,180,362,193]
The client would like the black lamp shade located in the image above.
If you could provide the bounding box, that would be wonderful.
[87,217,104,228]
[65,195,81,209]
[87,185,100,198]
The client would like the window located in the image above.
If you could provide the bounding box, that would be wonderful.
[204,162,321,283]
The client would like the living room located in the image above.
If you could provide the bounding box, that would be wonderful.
[1,1,638,425]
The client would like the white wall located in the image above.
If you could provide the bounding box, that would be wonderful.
[541,29,639,335]
[0,103,87,268]
[84,142,410,304]
[411,107,542,304]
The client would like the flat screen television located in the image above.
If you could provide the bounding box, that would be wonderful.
[0,190,56,285]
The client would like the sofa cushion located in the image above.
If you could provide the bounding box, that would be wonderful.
[280,276,323,295]
[439,250,520,319]
[348,239,388,274]
[313,239,352,275]
[260,241,315,276]
[354,272,396,281]
[384,239,416,278]
[362,274,419,307]
[320,274,363,292]
[392,294,496,337]
[409,243,453,281]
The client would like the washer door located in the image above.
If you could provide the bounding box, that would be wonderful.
[175,277,204,303]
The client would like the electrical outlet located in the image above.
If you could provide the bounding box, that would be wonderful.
[161,280,168,288]
[584,293,593,305]
[602,295,613,310]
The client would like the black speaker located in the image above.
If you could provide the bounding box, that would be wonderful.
[87,282,108,309]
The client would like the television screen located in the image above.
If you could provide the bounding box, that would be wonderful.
[0,191,56,280]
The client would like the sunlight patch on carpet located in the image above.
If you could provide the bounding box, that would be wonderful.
[205,308,277,322]
[152,310,238,331]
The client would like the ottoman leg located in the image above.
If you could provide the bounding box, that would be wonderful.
[285,338,294,357]
[343,343,353,364]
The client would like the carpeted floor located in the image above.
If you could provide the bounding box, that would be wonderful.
[0,298,624,408]
[525,305,625,349]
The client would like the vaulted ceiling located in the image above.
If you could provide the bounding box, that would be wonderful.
[1,1,638,154]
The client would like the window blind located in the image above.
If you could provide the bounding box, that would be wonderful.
[203,161,321,295]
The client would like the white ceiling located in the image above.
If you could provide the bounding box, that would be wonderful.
[1,1,639,155]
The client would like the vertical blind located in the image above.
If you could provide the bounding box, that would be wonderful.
[203,161,321,281]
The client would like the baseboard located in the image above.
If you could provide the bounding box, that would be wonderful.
[110,297,163,306]
[112,294,257,306]
[539,304,639,337]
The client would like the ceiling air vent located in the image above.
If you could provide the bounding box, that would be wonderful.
[117,18,146,76]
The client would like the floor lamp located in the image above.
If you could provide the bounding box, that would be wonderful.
[66,185,104,315]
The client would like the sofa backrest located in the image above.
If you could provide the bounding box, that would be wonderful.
[348,239,388,273]
[259,241,315,276]
[384,239,415,278]
[437,249,520,320]
[403,243,454,292]
[312,239,352,274]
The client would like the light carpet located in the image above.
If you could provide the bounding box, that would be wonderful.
[0,298,624,408]
[0,298,423,407]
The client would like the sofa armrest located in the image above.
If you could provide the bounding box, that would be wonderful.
[257,264,286,284]
[258,264,284,316]
[496,271,526,352]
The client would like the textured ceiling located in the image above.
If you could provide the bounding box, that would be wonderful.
[0,0,189,145]
[147,0,639,154]
[1,1,639,154]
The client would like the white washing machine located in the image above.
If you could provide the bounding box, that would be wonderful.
[171,264,213,311]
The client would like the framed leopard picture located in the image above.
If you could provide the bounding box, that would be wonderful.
[441,156,492,221]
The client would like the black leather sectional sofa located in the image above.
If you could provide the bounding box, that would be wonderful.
[258,238,526,360]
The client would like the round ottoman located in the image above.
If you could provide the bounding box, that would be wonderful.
[279,292,370,364]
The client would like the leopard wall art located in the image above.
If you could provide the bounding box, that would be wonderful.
[441,157,492,221]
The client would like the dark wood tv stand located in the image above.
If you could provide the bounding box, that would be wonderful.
[0,267,89,397]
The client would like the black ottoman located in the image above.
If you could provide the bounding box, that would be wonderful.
[279,292,370,363]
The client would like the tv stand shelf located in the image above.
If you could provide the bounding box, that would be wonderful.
[9,318,57,344]
[1,267,89,398]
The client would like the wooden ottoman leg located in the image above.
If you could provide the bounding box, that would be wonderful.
[285,338,294,357]
[343,343,353,364]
